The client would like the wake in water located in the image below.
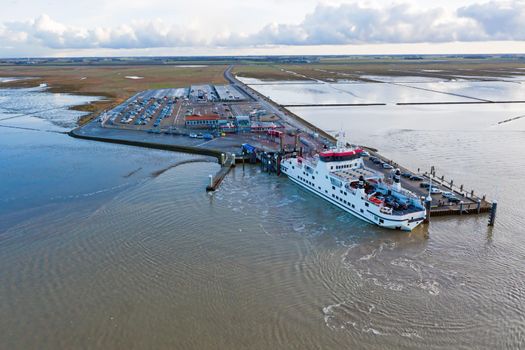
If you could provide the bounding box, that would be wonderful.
[150,158,216,178]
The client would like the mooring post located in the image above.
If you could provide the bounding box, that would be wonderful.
[221,153,225,165]
[459,201,464,215]
[424,196,432,224]
[488,201,498,226]
[209,174,213,188]
[477,200,481,214]
[276,153,282,176]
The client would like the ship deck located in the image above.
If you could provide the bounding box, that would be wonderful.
[332,167,382,182]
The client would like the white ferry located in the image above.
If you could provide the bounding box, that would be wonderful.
[280,147,426,231]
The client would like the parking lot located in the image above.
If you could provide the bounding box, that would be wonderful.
[363,154,482,211]
[103,85,278,137]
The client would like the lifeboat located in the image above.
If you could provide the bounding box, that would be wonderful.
[368,196,384,206]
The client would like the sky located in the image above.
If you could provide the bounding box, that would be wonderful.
[0,0,524,57]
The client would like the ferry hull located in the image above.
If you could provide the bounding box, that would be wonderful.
[281,152,426,232]
[287,175,423,231]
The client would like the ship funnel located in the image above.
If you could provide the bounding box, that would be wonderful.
[358,175,365,189]
[393,169,401,191]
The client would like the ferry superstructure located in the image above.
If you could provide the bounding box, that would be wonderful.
[280,147,426,231]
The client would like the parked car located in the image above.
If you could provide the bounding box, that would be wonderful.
[401,172,412,178]
[410,175,424,181]
[382,163,394,169]
[430,187,442,195]
[203,133,213,140]
[442,192,460,202]
[361,151,370,157]
[369,156,378,162]
[420,183,441,194]
[196,133,204,139]
[189,133,198,138]
[448,196,461,203]
[372,158,382,165]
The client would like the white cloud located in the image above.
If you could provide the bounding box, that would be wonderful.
[1,1,525,54]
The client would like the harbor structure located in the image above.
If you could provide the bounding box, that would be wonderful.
[184,114,221,128]
[73,64,494,229]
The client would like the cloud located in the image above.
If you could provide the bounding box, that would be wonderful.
[458,0,525,40]
[1,1,525,52]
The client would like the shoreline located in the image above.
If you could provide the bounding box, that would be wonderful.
[0,77,118,125]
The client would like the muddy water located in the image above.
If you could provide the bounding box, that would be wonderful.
[1,85,524,349]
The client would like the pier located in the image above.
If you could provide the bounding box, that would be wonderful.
[206,153,235,191]
[362,149,493,218]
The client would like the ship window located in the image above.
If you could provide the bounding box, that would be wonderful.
[344,200,347,204]
[379,219,384,224]
[312,176,315,179]
[292,166,295,169]
[331,166,333,170]
[352,204,355,208]
[325,190,328,193]
[344,192,347,196]
[326,176,328,179]
[318,186,321,190]
[332,186,335,190]
[365,203,369,207]
[332,194,334,198]
[360,209,364,213]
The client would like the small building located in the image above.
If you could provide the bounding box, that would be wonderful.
[250,109,267,118]
[251,121,283,133]
[219,123,237,133]
[185,114,220,128]
[235,115,251,133]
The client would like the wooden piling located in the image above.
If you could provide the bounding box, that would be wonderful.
[424,199,431,223]
[488,201,498,226]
